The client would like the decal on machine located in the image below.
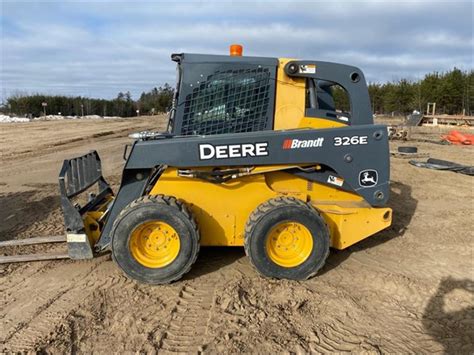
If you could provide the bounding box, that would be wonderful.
[299,64,316,74]
[327,175,344,187]
[334,135,368,146]
[199,142,268,160]
[359,169,378,187]
[282,138,324,149]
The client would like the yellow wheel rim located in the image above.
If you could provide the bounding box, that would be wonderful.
[129,221,180,268]
[266,222,313,268]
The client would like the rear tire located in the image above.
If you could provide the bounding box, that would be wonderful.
[244,196,329,280]
[111,195,199,285]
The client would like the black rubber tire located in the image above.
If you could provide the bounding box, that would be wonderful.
[244,196,330,280]
[398,146,418,153]
[111,195,199,285]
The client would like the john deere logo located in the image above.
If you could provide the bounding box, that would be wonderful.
[359,169,378,187]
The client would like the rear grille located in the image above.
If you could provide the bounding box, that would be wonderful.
[181,67,271,135]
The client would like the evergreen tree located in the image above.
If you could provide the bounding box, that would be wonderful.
[2,69,473,118]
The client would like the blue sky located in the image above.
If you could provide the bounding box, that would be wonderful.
[1,0,472,100]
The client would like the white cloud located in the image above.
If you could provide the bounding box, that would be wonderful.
[1,0,472,100]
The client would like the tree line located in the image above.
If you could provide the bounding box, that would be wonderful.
[333,67,473,116]
[1,68,472,118]
[1,84,174,118]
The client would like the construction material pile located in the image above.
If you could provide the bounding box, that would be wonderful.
[442,130,474,145]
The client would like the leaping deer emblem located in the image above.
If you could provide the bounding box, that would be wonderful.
[361,172,376,184]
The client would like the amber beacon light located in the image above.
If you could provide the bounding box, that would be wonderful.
[230,44,243,56]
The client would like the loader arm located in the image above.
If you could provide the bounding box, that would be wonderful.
[282,59,374,125]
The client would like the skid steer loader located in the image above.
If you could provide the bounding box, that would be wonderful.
[0,45,392,284]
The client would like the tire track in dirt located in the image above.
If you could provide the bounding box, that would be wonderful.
[30,251,238,353]
[155,250,240,353]
[158,281,218,353]
[1,260,56,290]
[37,278,181,353]
[0,257,114,351]
[308,318,384,353]
[303,266,443,353]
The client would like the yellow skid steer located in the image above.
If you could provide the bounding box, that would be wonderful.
[0,45,392,284]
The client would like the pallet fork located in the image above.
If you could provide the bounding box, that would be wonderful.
[0,151,114,264]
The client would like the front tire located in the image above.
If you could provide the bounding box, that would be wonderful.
[244,196,330,280]
[111,195,199,285]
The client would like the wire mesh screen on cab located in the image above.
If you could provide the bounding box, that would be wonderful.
[180,67,271,135]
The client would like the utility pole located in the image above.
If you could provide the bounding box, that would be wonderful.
[42,102,47,116]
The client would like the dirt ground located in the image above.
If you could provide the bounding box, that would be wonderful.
[1,116,473,353]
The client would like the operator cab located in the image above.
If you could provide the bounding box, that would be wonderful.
[167,45,373,137]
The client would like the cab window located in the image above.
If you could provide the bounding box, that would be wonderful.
[305,79,351,122]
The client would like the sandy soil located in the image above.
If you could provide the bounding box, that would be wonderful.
[0,116,473,353]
